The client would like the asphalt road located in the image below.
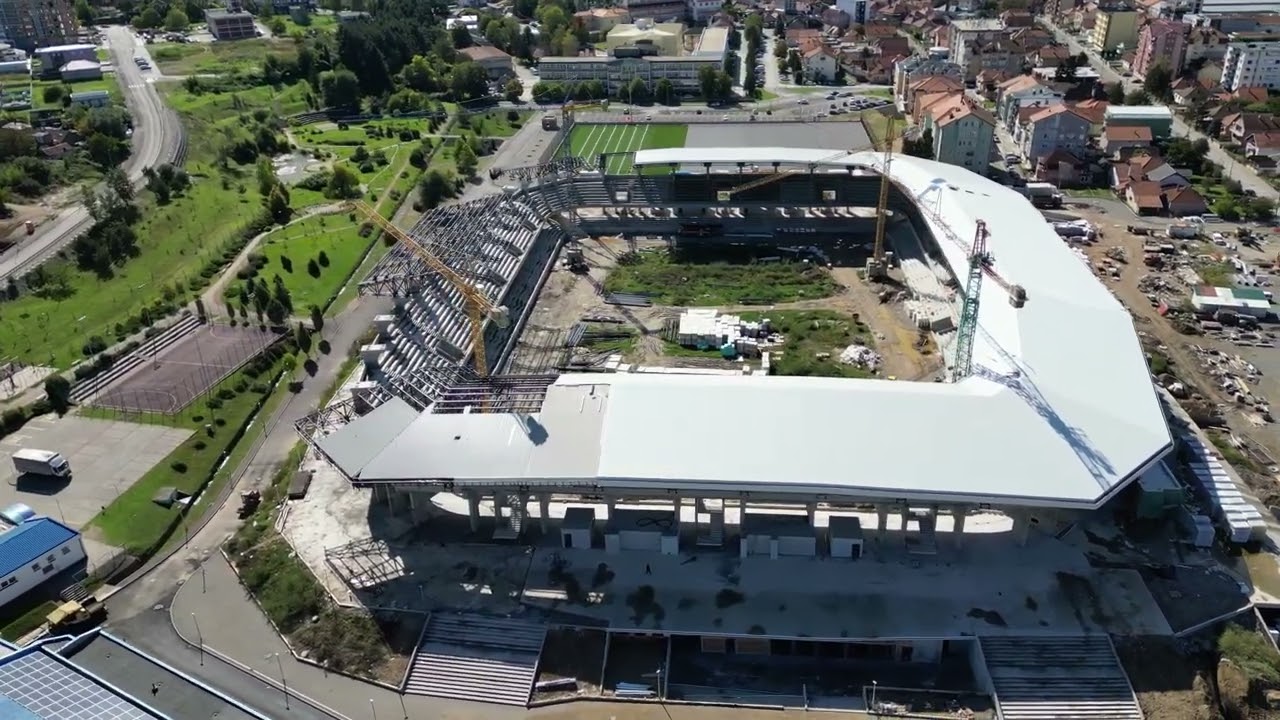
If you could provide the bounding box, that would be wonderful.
[0,24,183,281]
[1039,19,1280,201]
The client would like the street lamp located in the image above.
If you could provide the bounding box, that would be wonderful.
[370,698,378,720]
[190,613,203,666]
[870,680,878,715]
[274,653,290,710]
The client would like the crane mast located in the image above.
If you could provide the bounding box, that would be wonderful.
[953,220,988,381]
[866,114,898,279]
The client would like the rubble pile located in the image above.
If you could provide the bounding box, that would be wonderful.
[1186,344,1273,424]
[839,344,883,370]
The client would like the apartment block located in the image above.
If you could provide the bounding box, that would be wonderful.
[1222,38,1280,90]
[1090,10,1142,53]
[0,0,75,51]
[206,9,257,40]
[1132,19,1189,77]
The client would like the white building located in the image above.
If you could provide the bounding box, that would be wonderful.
[1222,39,1280,90]
[835,0,874,23]
[1189,0,1280,13]
[0,518,86,611]
[688,0,720,21]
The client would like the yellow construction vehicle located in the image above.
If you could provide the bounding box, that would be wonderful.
[349,201,510,377]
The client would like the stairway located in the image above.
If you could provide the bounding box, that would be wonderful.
[403,614,546,706]
[980,636,1143,720]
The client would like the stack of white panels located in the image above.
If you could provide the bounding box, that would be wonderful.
[1183,435,1268,544]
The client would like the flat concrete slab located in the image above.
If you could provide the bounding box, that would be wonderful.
[0,414,191,568]
[685,121,870,153]
[520,532,1171,637]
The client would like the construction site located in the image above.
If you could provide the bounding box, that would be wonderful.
[265,111,1280,720]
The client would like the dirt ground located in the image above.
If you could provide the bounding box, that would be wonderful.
[0,203,53,249]
[508,237,941,380]
[1072,205,1280,483]
[1113,636,1218,720]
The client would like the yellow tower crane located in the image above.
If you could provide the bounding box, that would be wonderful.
[866,113,899,280]
[349,201,509,378]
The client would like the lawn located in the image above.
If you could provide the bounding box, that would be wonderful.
[31,77,123,110]
[227,211,371,312]
[603,247,838,306]
[738,309,875,379]
[275,11,338,38]
[148,39,298,76]
[464,109,533,138]
[86,345,290,555]
[860,109,895,149]
[566,122,688,174]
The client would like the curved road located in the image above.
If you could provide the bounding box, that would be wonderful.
[0,24,184,281]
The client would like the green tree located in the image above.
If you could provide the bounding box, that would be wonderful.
[1106,82,1125,104]
[325,164,361,199]
[774,38,788,58]
[503,77,523,102]
[1142,62,1173,102]
[164,7,189,30]
[455,140,478,178]
[449,61,490,100]
[256,156,277,197]
[133,6,162,28]
[266,184,292,223]
[450,23,472,48]
[44,375,71,414]
[318,69,360,108]
[419,168,454,209]
[74,0,93,25]
[310,304,325,331]
[1124,89,1151,105]
[655,77,675,105]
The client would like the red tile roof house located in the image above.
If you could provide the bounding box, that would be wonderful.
[1101,125,1153,157]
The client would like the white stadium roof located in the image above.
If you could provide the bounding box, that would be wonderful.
[318,149,1172,508]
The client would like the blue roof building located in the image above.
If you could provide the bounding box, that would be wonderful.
[0,518,78,579]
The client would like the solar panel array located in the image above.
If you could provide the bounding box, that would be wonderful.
[0,652,154,720]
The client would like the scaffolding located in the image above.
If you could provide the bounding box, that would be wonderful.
[430,374,560,415]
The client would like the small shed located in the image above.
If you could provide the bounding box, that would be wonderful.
[60,59,102,81]
[740,512,817,559]
[1191,285,1271,318]
[604,508,678,555]
[561,506,594,549]
[69,90,110,108]
[828,515,865,559]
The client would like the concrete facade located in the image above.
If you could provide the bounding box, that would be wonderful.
[1132,19,1189,78]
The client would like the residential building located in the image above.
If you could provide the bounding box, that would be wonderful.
[1071,98,1111,133]
[1102,124,1154,154]
[1192,0,1280,15]
[1090,10,1142,53]
[0,0,75,51]
[1223,111,1280,144]
[961,40,1022,80]
[1191,286,1272,317]
[206,9,257,40]
[996,74,1063,129]
[947,18,1006,68]
[1113,152,1206,215]
[1171,75,1216,104]
[1001,9,1034,27]
[688,0,719,22]
[1104,105,1174,137]
[575,7,632,33]
[32,42,90,78]
[0,518,85,611]
[892,55,962,109]
[620,0,685,21]
[1184,25,1229,64]
[1132,20,1189,78]
[1035,148,1085,186]
[1018,104,1092,165]
[1029,45,1073,67]
[802,44,839,81]
[1221,38,1280,90]
[905,74,964,114]
[927,102,997,174]
[1245,130,1280,161]
[835,0,874,23]
[537,54,722,94]
[335,9,369,22]
[460,46,514,79]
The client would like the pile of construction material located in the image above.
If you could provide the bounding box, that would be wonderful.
[839,344,882,371]
[1187,344,1273,421]
[676,309,774,358]
[1181,432,1267,544]
[1053,218,1096,242]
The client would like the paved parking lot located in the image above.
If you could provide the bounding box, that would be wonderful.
[0,414,190,565]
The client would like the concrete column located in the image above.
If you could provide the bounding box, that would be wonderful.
[876,505,889,537]
[806,502,817,526]
[1013,511,1030,547]
[953,508,967,547]
[517,492,530,532]
[605,495,616,520]
[900,506,911,533]
[539,494,551,534]
[467,491,481,533]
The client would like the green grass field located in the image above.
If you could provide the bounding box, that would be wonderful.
[567,122,687,174]
[149,39,298,76]
[603,248,838,306]
[228,212,370,312]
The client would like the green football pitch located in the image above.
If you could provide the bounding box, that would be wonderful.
[565,122,688,174]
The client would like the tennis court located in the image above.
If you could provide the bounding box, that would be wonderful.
[90,325,283,414]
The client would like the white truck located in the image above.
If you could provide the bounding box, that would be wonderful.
[12,449,72,479]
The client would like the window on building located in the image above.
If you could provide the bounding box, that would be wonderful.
[61,546,70,555]
[30,563,38,572]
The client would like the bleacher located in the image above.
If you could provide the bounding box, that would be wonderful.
[980,636,1143,720]
[403,614,546,706]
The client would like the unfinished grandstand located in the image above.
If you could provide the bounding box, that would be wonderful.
[282,133,1191,715]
